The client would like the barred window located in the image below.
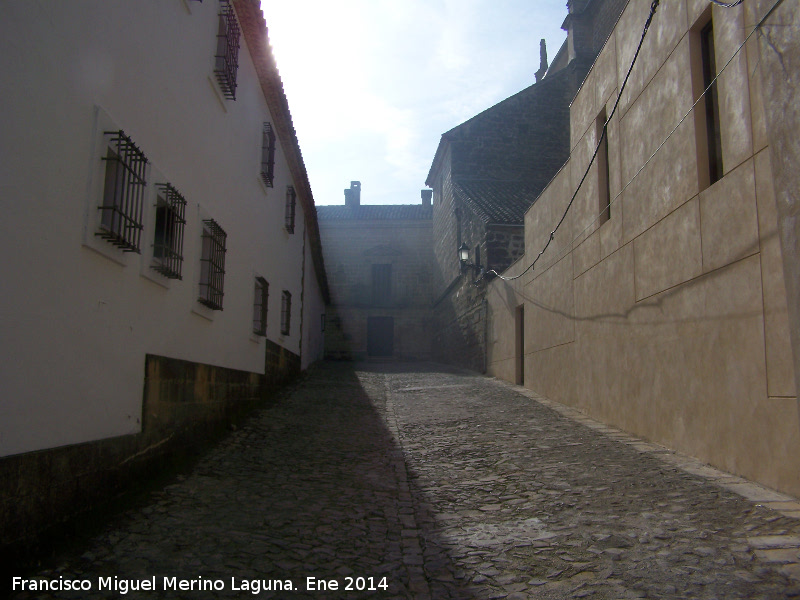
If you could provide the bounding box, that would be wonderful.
[261,122,276,187]
[199,219,227,310]
[280,290,292,336]
[285,186,296,233]
[253,277,268,336]
[214,0,240,100]
[98,130,147,253]
[152,184,187,279]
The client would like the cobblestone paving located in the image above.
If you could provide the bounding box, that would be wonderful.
[11,362,800,599]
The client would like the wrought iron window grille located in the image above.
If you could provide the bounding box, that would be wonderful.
[261,122,276,187]
[280,290,292,336]
[253,277,269,336]
[97,130,148,253]
[214,0,240,100]
[198,219,227,310]
[285,186,296,233]
[151,183,187,279]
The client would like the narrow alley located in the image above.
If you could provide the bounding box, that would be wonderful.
[12,362,800,599]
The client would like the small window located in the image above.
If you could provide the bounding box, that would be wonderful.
[285,186,297,233]
[152,184,187,279]
[261,122,276,187]
[372,264,392,306]
[475,245,482,268]
[98,131,148,252]
[253,277,268,336]
[701,20,723,186]
[596,108,611,225]
[280,290,292,336]
[198,219,227,310]
[214,0,240,100]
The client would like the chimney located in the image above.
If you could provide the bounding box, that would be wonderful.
[535,39,548,82]
[344,181,361,207]
[421,189,432,208]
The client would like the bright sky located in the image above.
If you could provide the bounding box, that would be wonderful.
[260,1,569,206]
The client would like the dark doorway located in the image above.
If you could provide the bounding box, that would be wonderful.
[367,316,394,357]
[515,305,524,385]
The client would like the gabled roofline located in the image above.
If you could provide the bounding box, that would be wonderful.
[233,0,330,303]
[425,132,452,188]
[425,67,570,186]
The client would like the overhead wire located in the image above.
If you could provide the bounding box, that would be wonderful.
[708,0,744,7]
[487,0,661,281]
[547,0,782,279]
[489,0,770,283]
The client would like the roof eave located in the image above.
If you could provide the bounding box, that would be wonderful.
[233,0,330,303]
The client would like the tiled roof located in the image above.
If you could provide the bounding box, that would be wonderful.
[453,180,542,225]
[233,0,329,301]
[317,204,433,221]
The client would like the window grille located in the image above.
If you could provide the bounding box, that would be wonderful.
[214,0,240,100]
[199,219,227,310]
[152,183,187,279]
[98,130,148,253]
[285,186,297,233]
[253,277,268,336]
[372,264,392,306]
[280,290,292,335]
[261,122,276,187]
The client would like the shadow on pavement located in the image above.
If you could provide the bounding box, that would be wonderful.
[9,360,476,599]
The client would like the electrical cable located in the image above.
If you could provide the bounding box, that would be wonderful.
[708,0,744,7]
[490,0,778,283]
[546,0,784,275]
[487,0,660,281]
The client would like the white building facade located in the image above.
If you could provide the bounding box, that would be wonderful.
[0,0,328,548]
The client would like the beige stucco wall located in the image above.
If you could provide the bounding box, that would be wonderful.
[488,0,799,496]
[0,1,324,456]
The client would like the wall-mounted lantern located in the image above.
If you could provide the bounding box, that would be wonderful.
[458,242,484,280]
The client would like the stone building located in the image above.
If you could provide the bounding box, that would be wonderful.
[0,0,328,550]
[426,0,628,372]
[318,182,433,361]
[487,0,800,497]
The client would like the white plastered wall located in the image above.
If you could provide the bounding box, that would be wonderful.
[0,0,321,456]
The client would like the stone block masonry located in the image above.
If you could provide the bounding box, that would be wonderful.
[1,350,300,564]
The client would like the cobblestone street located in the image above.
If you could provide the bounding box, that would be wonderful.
[12,362,800,599]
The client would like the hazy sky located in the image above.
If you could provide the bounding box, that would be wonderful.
[260,1,569,206]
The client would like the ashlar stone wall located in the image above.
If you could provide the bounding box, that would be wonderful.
[487,0,800,497]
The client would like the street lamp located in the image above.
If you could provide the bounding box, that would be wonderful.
[457,242,483,279]
[458,242,471,264]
